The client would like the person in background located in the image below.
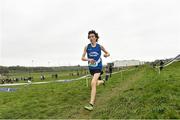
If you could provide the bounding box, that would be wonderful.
[160,60,164,71]
[109,65,113,77]
[105,65,110,81]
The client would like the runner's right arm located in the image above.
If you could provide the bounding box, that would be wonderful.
[81,46,95,63]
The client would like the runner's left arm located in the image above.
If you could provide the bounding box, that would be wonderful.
[100,45,110,58]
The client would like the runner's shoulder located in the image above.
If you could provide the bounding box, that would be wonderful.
[99,44,104,49]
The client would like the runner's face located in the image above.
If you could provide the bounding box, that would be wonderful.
[89,33,97,43]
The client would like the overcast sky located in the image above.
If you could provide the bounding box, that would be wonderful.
[0,0,180,67]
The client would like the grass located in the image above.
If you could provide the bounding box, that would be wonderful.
[0,61,179,119]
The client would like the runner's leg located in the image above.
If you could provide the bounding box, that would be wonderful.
[90,73,100,105]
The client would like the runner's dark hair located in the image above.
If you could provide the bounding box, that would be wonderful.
[88,30,99,42]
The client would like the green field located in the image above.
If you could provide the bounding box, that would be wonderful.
[2,70,84,83]
[0,61,179,119]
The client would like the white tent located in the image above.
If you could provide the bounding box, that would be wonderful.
[113,60,144,67]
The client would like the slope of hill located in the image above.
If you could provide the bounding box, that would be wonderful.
[0,61,179,119]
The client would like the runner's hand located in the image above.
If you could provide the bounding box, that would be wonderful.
[88,59,96,64]
[104,54,109,58]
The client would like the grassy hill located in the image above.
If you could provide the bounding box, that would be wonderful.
[0,61,179,119]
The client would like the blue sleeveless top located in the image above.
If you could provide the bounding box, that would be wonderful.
[86,43,102,70]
